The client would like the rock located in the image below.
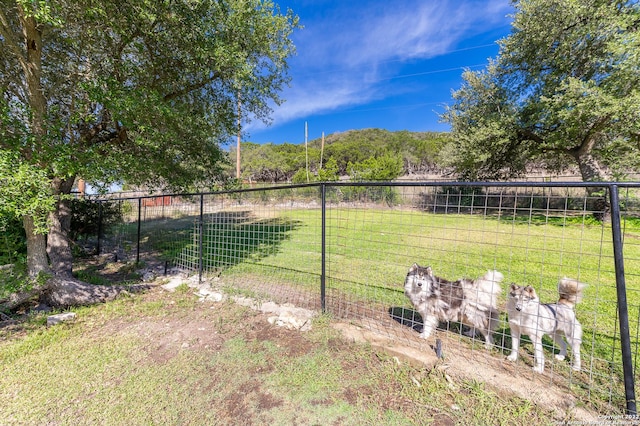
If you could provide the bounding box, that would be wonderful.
[263,304,315,331]
[47,312,77,326]
[31,303,52,313]
[161,277,187,291]
[195,287,225,302]
[141,270,156,281]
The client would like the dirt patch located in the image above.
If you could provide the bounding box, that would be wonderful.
[202,275,607,421]
[131,317,225,363]
[335,321,597,422]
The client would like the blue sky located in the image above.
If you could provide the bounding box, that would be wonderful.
[241,0,514,145]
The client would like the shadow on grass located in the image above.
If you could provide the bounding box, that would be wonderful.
[388,306,520,353]
[139,210,302,273]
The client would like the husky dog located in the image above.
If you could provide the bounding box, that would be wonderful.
[506,278,587,373]
[404,264,503,348]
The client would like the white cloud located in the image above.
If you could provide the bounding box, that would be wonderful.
[247,0,512,132]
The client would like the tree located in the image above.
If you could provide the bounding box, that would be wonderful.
[235,142,308,183]
[441,0,640,183]
[0,0,299,307]
[347,154,404,181]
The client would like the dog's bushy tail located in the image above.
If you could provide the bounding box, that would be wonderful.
[483,270,504,287]
[473,270,504,308]
[476,270,504,293]
[558,277,587,307]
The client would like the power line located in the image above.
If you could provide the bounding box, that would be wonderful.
[376,63,487,82]
[294,43,498,78]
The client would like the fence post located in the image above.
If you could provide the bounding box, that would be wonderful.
[96,200,103,255]
[321,183,326,313]
[198,193,204,283]
[136,198,141,264]
[609,184,637,415]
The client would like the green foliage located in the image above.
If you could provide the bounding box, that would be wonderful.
[69,199,124,241]
[340,154,403,204]
[233,129,448,183]
[291,168,310,184]
[1,0,300,276]
[0,150,56,233]
[347,154,403,181]
[290,158,339,184]
[437,186,485,207]
[316,157,339,182]
[0,214,26,266]
[321,129,446,176]
[237,142,307,182]
[441,0,640,182]
[0,213,28,302]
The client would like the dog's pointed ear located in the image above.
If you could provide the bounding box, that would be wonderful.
[524,286,536,296]
[410,263,419,273]
[510,283,519,291]
[426,266,433,277]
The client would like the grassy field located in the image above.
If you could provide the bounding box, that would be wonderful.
[0,285,566,425]
[214,208,639,334]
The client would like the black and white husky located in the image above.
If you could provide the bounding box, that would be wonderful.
[404,264,503,348]
[506,278,587,373]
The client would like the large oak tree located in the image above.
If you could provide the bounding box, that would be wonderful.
[441,0,640,183]
[0,0,298,307]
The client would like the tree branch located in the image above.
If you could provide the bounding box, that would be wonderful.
[163,73,220,101]
[569,114,612,157]
[516,128,545,144]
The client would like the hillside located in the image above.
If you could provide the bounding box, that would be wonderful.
[228,128,450,183]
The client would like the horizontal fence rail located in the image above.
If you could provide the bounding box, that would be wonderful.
[86,181,640,415]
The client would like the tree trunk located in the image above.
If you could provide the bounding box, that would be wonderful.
[47,176,76,278]
[23,215,50,278]
[570,145,610,221]
[573,151,609,183]
[18,7,50,278]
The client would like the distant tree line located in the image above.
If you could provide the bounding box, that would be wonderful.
[228,129,450,183]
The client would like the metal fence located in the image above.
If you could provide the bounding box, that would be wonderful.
[88,181,640,415]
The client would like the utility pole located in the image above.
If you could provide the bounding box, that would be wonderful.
[320,131,325,170]
[236,93,241,180]
[305,121,309,183]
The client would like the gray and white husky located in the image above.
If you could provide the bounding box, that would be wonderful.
[506,278,587,373]
[404,264,503,348]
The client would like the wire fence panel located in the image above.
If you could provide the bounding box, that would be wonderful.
[321,183,637,414]
[93,182,639,415]
[196,188,324,310]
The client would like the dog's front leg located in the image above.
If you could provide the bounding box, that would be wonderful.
[479,328,494,349]
[568,323,583,371]
[571,343,581,371]
[506,327,520,362]
[552,332,567,361]
[420,315,439,339]
[532,336,545,373]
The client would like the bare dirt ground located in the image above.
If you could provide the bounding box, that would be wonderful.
[334,323,596,421]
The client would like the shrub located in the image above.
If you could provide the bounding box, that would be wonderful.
[70,198,124,241]
[0,213,26,266]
